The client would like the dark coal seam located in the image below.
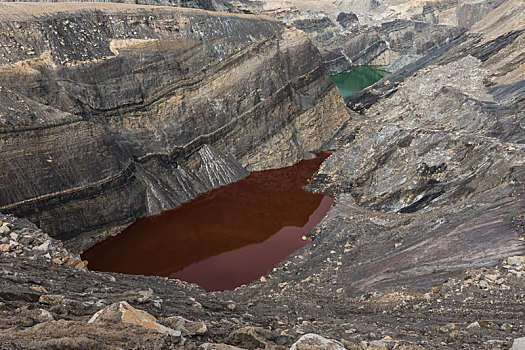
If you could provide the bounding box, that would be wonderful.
[0,64,330,215]
[59,37,278,118]
[0,160,135,214]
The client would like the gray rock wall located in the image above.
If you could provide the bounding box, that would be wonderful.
[0,3,349,250]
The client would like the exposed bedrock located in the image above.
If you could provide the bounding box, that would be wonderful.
[1,0,525,348]
[202,0,503,73]
[300,0,525,290]
[0,0,505,74]
[289,14,464,73]
[0,3,349,250]
[0,0,242,12]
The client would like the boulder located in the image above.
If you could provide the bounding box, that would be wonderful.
[0,224,10,234]
[225,327,273,349]
[290,333,345,350]
[39,295,65,306]
[511,337,525,350]
[162,316,207,337]
[88,301,181,338]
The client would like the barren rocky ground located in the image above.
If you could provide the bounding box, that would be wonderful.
[0,0,524,349]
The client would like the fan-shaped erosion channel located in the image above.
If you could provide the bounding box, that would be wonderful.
[82,152,334,291]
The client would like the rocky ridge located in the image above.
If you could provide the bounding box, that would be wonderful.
[1,0,503,73]
[209,0,500,73]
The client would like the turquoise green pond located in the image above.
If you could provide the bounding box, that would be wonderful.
[331,66,390,101]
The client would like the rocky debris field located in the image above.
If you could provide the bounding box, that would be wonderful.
[0,214,85,269]
[0,216,524,349]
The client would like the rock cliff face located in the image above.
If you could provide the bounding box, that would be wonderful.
[0,3,349,250]
[206,0,502,73]
[2,0,505,74]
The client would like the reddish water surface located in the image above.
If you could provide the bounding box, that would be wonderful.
[82,152,333,291]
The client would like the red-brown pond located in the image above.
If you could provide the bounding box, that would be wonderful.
[82,152,334,292]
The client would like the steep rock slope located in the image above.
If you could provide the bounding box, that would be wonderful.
[218,0,503,73]
[303,0,525,289]
[1,0,505,74]
[218,2,525,347]
[0,3,349,250]
[0,0,524,349]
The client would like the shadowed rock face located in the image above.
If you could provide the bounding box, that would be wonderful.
[184,0,498,73]
[0,3,349,250]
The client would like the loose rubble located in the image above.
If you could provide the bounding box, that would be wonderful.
[0,0,524,349]
[0,214,85,270]
[0,212,524,349]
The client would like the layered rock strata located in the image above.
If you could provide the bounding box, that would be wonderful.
[1,0,506,74]
[1,0,525,349]
[0,2,349,250]
[213,0,500,73]
[303,0,525,289]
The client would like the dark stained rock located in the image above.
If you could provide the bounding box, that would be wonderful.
[336,12,358,28]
